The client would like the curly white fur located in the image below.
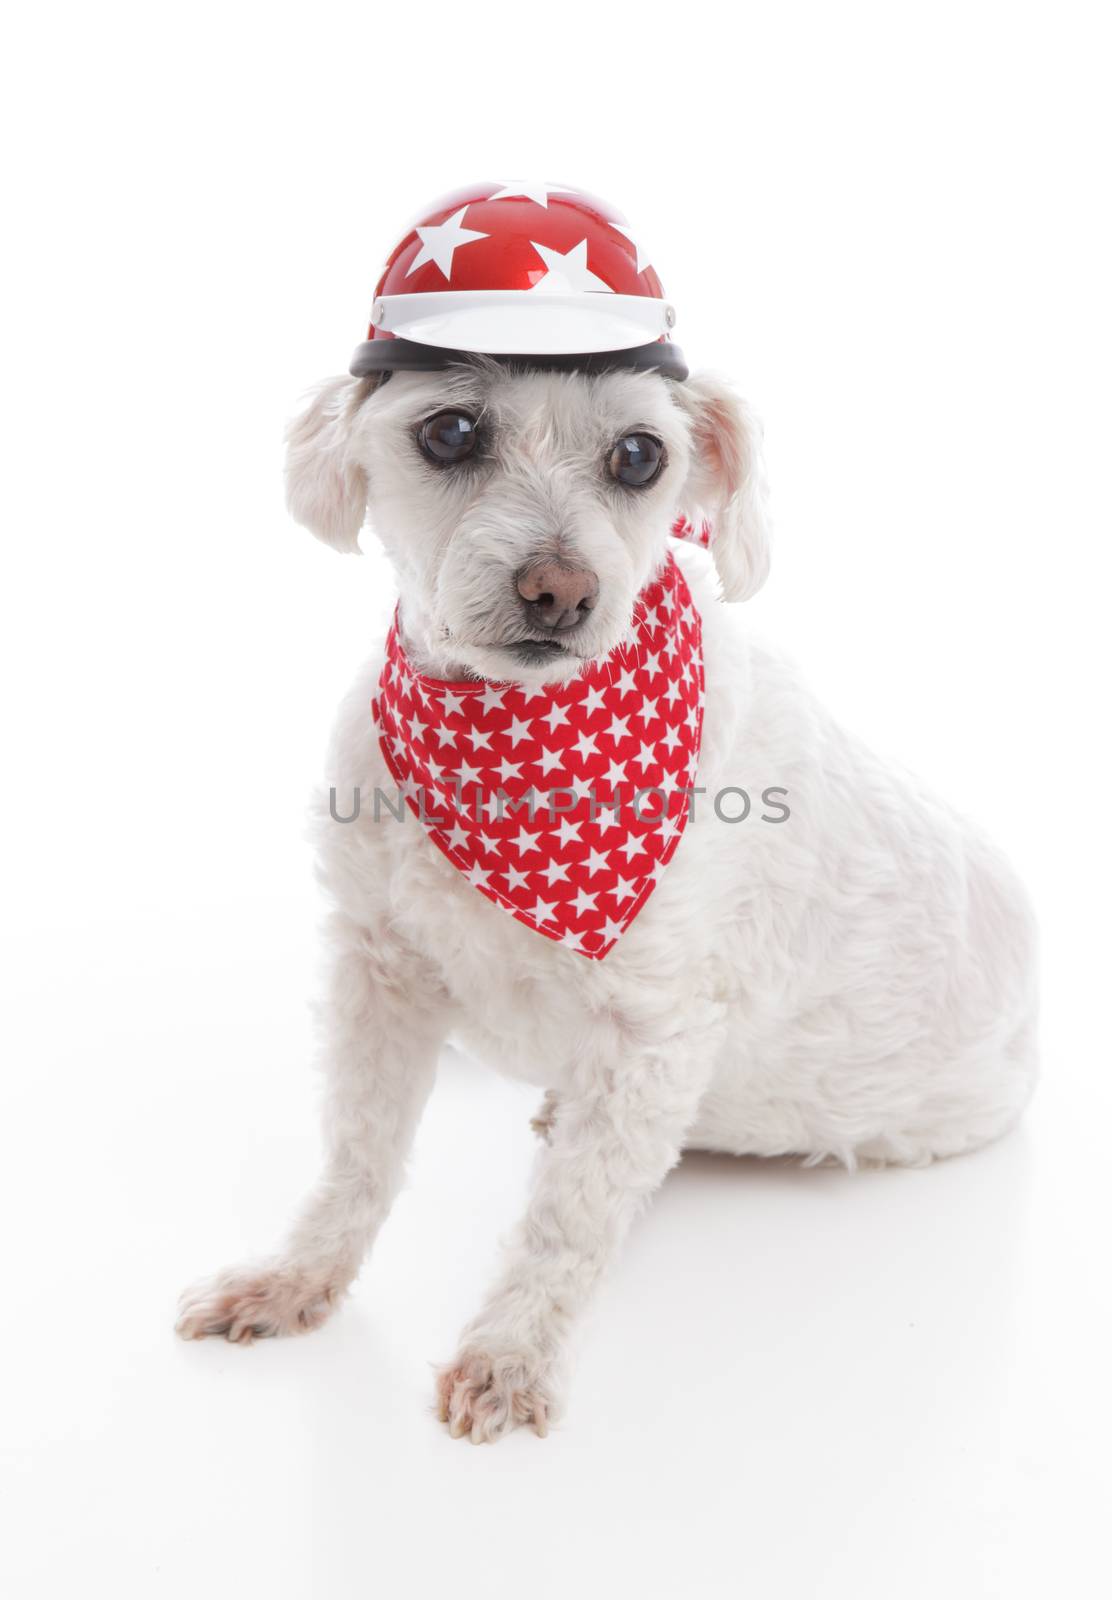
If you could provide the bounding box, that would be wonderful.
[177,363,1038,1444]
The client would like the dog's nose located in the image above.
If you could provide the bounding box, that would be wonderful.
[516,560,599,632]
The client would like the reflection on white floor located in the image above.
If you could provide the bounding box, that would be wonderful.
[2,911,1107,1599]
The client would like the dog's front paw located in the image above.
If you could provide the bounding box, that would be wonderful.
[436,1350,555,1444]
[175,1262,343,1344]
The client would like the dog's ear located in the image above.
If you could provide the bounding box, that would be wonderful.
[674,373,771,601]
[284,375,377,552]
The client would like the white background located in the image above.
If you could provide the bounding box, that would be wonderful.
[3,2,1111,1595]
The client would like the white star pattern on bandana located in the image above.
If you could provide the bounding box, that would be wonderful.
[407,206,488,281]
[370,550,705,960]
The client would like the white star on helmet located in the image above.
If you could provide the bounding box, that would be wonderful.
[613,223,652,274]
[488,181,573,208]
[406,207,488,282]
[529,239,614,295]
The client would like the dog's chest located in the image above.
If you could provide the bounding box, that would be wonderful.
[383,821,604,1086]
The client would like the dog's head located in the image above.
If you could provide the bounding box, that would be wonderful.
[285,360,769,683]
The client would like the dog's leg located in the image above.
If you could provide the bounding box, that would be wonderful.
[438,999,722,1443]
[177,918,449,1343]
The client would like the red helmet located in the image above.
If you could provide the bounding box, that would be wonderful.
[350,182,687,381]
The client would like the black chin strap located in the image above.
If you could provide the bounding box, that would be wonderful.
[349,336,688,383]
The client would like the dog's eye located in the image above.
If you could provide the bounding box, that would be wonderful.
[418,410,479,464]
[608,432,665,487]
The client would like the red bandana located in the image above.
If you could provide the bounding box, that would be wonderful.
[371,545,704,959]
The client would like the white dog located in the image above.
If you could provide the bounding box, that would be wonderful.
[177,357,1038,1443]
